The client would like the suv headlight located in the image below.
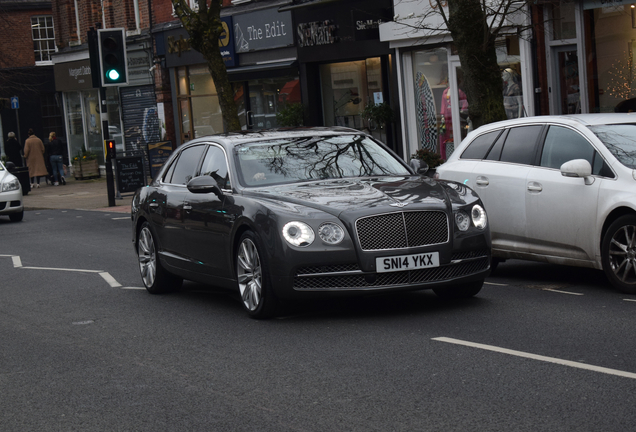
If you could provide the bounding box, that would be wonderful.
[1,177,20,192]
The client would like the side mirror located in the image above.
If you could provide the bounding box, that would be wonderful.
[561,159,594,185]
[409,158,429,175]
[187,175,223,199]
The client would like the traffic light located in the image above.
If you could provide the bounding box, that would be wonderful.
[105,139,116,161]
[97,29,128,87]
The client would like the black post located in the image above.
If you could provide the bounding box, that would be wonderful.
[101,86,116,207]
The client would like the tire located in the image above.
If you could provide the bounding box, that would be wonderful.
[236,231,278,319]
[602,215,636,294]
[433,281,483,299]
[9,211,23,222]
[137,222,182,294]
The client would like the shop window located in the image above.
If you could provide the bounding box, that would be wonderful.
[248,76,298,130]
[549,0,577,40]
[177,66,223,141]
[320,58,384,134]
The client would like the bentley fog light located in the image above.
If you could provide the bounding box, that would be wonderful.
[471,204,487,230]
[282,221,315,247]
[318,222,345,244]
[455,210,470,231]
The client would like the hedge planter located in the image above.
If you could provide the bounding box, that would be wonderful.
[73,159,100,180]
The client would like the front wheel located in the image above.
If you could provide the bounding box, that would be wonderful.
[433,281,483,299]
[602,215,636,294]
[137,222,182,294]
[9,211,23,222]
[236,231,278,319]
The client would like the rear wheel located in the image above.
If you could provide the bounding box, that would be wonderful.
[137,222,182,294]
[9,211,23,222]
[433,281,483,299]
[602,215,636,294]
[236,231,278,319]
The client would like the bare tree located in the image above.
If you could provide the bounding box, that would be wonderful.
[172,0,241,132]
[395,0,530,129]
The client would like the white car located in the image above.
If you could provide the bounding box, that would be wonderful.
[0,161,24,222]
[436,114,636,293]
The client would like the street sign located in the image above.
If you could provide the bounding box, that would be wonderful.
[10,96,18,109]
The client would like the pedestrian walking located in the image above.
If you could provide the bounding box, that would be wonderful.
[23,128,48,188]
[5,132,23,167]
[47,132,68,185]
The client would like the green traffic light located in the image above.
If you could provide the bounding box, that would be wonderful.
[107,69,120,81]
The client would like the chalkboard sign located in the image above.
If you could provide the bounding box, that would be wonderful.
[148,141,173,178]
[115,156,145,193]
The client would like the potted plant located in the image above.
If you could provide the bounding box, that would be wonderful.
[72,149,100,179]
[411,148,445,177]
[361,102,394,131]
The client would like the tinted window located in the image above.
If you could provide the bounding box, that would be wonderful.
[460,130,501,159]
[540,126,595,170]
[162,158,178,183]
[169,145,205,185]
[485,128,508,161]
[200,145,231,189]
[499,125,542,165]
[589,124,636,169]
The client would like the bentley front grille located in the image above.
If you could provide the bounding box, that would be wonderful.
[355,211,449,251]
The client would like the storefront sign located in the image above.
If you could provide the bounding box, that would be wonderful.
[297,20,339,47]
[164,16,235,68]
[127,49,153,86]
[583,0,632,9]
[233,8,293,53]
[54,59,94,91]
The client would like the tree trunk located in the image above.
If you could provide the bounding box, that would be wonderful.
[446,0,507,129]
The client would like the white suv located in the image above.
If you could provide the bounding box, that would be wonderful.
[437,114,636,293]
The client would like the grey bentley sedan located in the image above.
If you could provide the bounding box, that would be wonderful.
[131,127,491,318]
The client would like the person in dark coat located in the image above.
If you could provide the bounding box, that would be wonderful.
[5,132,22,167]
[47,132,69,185]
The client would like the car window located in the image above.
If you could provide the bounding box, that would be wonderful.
[498,125,542,165]
[460,130,502,160]
[588,124,636,169]
[168,145,206,185]
[484,128,508,161]
[162,157,178,183]
[200,145,231,190]
[540,126,595,170]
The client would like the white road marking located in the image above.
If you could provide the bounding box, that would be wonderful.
[20,266,102,273]
[433,337,636,379]
[111,217,129,220]
[624,299,636,302]
[484,282,508,286]
[543,288,584,295]
[122,286,146,290]
[12,256,22,267]
[100,272,122,287]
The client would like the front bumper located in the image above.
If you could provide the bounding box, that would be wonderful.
[0,189,23,215]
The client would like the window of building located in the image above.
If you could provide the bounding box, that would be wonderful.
[40,93,64,140]
[177,66,223,142]
[31,16,56,63]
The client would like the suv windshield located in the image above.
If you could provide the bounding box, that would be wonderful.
[234,134,410,186]
[589,124,636,169]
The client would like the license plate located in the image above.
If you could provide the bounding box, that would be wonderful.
[376,252,440,273]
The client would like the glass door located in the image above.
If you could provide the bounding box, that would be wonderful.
[552,46,581,114]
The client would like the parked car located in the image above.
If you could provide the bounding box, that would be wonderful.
[436,113,636,293]
[0,161,24,222]
[131,127,491,318]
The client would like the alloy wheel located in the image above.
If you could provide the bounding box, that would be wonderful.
[138,226,157,288]
[237,238,262,311]
[608,224,636,285]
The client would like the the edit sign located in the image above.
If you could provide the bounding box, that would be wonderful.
[233,8,293,53]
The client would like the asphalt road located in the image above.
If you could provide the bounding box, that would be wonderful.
[2,209,636,431]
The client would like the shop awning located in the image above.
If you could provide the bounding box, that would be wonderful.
[226,60,297,75]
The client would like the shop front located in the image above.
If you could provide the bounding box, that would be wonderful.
[289,0,396,151]
[160,3,298,145]
[379,1,535,161]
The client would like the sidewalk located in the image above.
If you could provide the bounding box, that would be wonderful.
[22,176,132,212]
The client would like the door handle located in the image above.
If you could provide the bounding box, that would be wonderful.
[475,176,489,186]
[527,182,542,192]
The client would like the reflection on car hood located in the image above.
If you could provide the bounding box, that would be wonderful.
[245,176,450,216]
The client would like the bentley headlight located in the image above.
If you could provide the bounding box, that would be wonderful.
[282,221,315,247]
[455,210,470,232]
[471,204,487,230]
[1,177,20,192]
[318,222,344,244]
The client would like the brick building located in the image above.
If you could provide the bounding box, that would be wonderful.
[0,0,64,158]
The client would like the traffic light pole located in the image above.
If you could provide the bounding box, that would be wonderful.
[100,86,116,207]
